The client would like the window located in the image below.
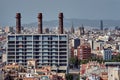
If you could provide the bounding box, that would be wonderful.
[42,36,49,40]
[59,36,67,40]
[16,36,23,41]
[52,36,58,40]
[25,36,32,40]
[8,36,15,41]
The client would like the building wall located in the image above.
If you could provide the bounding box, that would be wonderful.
[108,67,120,80]
[5,26,13,33]
[101,48,112,60]
[7,34,69,73]
[100,72,108,80]
[88,40,94,50]
[44,28,49,34]
[71,38,80,49]
[77,43,91,60]
[70,47,74,57]
[2,53,7,62]
[0,54,2,62]
[93,41,104,50]
[93,41,100,50]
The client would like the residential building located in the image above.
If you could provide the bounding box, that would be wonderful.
[70,47,74,57]
[44,28,49,34]
[100,20,103,31]
[100,72,108,80]
[88,39,94,50]
[71,38,80,49]
[5,26,14,33]
[101,48,112,60]
[86,75,100,80]
[93,40,104,50]
[75,26,84,36]
[78,26,85,36]
[80,61,106,78]
[77,42,91,60]
[105,62,120,80]
[71,24,74,34]
[2,53,7,62]
[7,34,69,73]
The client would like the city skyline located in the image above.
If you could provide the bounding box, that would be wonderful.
[1,0,120,26]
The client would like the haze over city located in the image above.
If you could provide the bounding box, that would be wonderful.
[1,0,120,26]
[1,0,120,80]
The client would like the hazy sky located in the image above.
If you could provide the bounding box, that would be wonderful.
[0,0,120,26]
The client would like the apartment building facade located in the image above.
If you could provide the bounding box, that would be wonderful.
[7,34,69,73]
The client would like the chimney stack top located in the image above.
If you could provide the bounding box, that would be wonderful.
[38,13,42,18]
[16,13,21,18]
[59,13,63,18]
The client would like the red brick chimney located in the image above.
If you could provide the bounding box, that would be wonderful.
[59,13,64,34]
[16,13,21,34]
[38,13,42,34]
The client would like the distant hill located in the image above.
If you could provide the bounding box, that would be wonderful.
[22,19,120,29]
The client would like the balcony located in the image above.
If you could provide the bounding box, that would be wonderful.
[8,51,15,52]
[8,37,15,41]
[26,54,32,56]
[33,46,41,48]
[42,46,49,48]
[8,41,15,44]
[59,36,67,41]
[59,47,67,49]
[26,57,32,59]
[59,62,67,64]
[51,50,58,52]
[18,54,23,56]
[42,50,49,52]
[38,61,42,64]
[59,53,66,55]
[52,43,58,45]
[7,54,15,56]
[52,54,58,56]
[8,43,15,46]
[59,43,67,45]
[7,58,15,61]
[52,61,58,63]
[18,61,23,63]
[43,61,49,63]
[33,50,42,52]
[42,54,49,56]
[52,46,58,49]
[18,58,22,60]
[59,58,67,60]
[33,43,41,45]
[37,58,42,60]
[25,47,32,49]
[8,47,15,49]
[8,49,15,51]
[26,50,32,52]
[33,39,41,41]
[59,51,67,52]
[52,58,58,60]
[42,57,49,60]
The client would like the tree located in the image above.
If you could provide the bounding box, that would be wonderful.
[80,59,89,64]
[69,57,80,68]
[69,57,77,65]
[76,74,80,80]
[65,74,73,80]
[4,73,14,80]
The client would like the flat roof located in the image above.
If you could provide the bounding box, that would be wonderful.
[105,62,120,66]
[8,33,68,36]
